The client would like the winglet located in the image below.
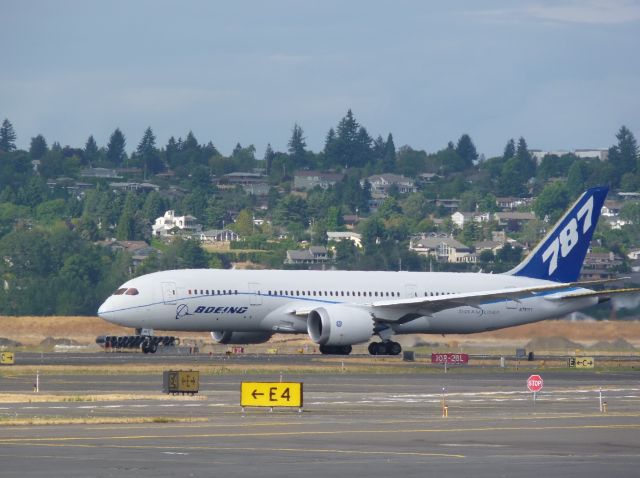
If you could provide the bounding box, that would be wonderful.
[506,186,608,283]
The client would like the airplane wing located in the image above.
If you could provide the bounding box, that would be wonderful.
[370,279,640,315]
[288,278,640,319]
[544,287,640,301]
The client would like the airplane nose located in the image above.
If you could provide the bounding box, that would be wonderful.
[97,298,111,319]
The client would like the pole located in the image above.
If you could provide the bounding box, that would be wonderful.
[599,388,603,413]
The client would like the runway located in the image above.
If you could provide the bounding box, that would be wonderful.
[1,359,640,477]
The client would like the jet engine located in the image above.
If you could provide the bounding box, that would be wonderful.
[211,331,273,345]
[307,305,375,346]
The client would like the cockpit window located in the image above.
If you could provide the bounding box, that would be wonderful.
[125,288,139,295]
[113,288,127,295]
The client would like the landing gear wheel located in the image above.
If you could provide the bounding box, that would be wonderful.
[141,343,149,354]
[319,344,353,355]
[368,342,388,355]
[388,341,402,356]
[368,341,401,355]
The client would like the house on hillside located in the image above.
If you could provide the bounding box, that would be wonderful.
[327,231,362,248]
[364,174,417,197]
[152,210,202,238]
[293,171,344,190]
[97,240,158,267]
[409,234,475,263]
[493,211,536,232]
[199,229,240,242]
[451,211,491,229]
[284,246,329,265]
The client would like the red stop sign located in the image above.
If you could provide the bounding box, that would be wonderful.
[527,374,544,392]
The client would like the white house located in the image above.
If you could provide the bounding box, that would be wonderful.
[152,210,202,237]
[327,231,363,248]
[451,211,491,229]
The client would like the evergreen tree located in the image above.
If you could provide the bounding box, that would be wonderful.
[165,136,179,169]
[608,125,638,185]
[323,127,338,167]
[381,133,396,172]
[264,143,275,175]
[515,136,535,178]
[333,110,372,168]
[0,119,17,152]
[184,131,199,151]
[503,138,516,160]
[455,134,478,167]
[106,128,126,166]
[29,135,48,159]
[84,135,99,166]
[287,123,307,167]
[137,126,163,176]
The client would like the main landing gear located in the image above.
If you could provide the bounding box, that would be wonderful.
[368,341,402,356]
[319,344,353,355]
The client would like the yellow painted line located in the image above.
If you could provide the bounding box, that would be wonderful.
[0,423,638,444]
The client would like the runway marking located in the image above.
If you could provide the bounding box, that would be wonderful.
[0,423,638,444]
[0,442,466,459]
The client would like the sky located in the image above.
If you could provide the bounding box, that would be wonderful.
[2,0,639,158]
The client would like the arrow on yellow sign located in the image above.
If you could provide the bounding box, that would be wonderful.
[241,382,303,408]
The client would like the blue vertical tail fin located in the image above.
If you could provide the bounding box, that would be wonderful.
[506,186,608,283]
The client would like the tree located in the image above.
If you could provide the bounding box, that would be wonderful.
[608,126,638,186]
[534,182,569,223]
[264,143,275,175]
[106,128,127,166]
[381,133,396,172]
[84,135,99,166]
[137,127,163,176]
[0,119,17,152]
[29,135,48,159]
[455,134,478,168]
[287,123,307,167]
[232,209,254,237]
[503,138,516,160]
[515,137,536,179]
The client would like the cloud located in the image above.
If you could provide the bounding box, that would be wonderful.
[467,0,640,25]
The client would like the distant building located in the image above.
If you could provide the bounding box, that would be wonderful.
[435,198,461,212]
[327,231,362,248]
[451,211,491,229]
[293,171,344,190]
[199,229,240,242]
[409,234,475,263]
[152,210,202,237]
[97,240,158,267]
[495,196,534,211]
[530,148,608,163]
[109,182,160,192]
[285,246,329,265]
[364,174,417,197]
[493,211,536,232]
[80,167,122,179]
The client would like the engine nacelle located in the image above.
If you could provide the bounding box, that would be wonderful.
[307,305,375,346]
[211,331,273,345]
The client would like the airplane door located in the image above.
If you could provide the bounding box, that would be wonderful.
[404,284,418,298]
[161,282,177,305]
[248,283,262,305]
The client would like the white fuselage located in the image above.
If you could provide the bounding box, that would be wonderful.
[98,269,597,336]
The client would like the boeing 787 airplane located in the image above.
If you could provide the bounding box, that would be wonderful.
[98,186,640,355]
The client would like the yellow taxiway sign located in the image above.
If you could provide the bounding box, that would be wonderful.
[240,382,303,408]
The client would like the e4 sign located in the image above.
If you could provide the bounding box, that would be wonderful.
[241,382,303,408]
